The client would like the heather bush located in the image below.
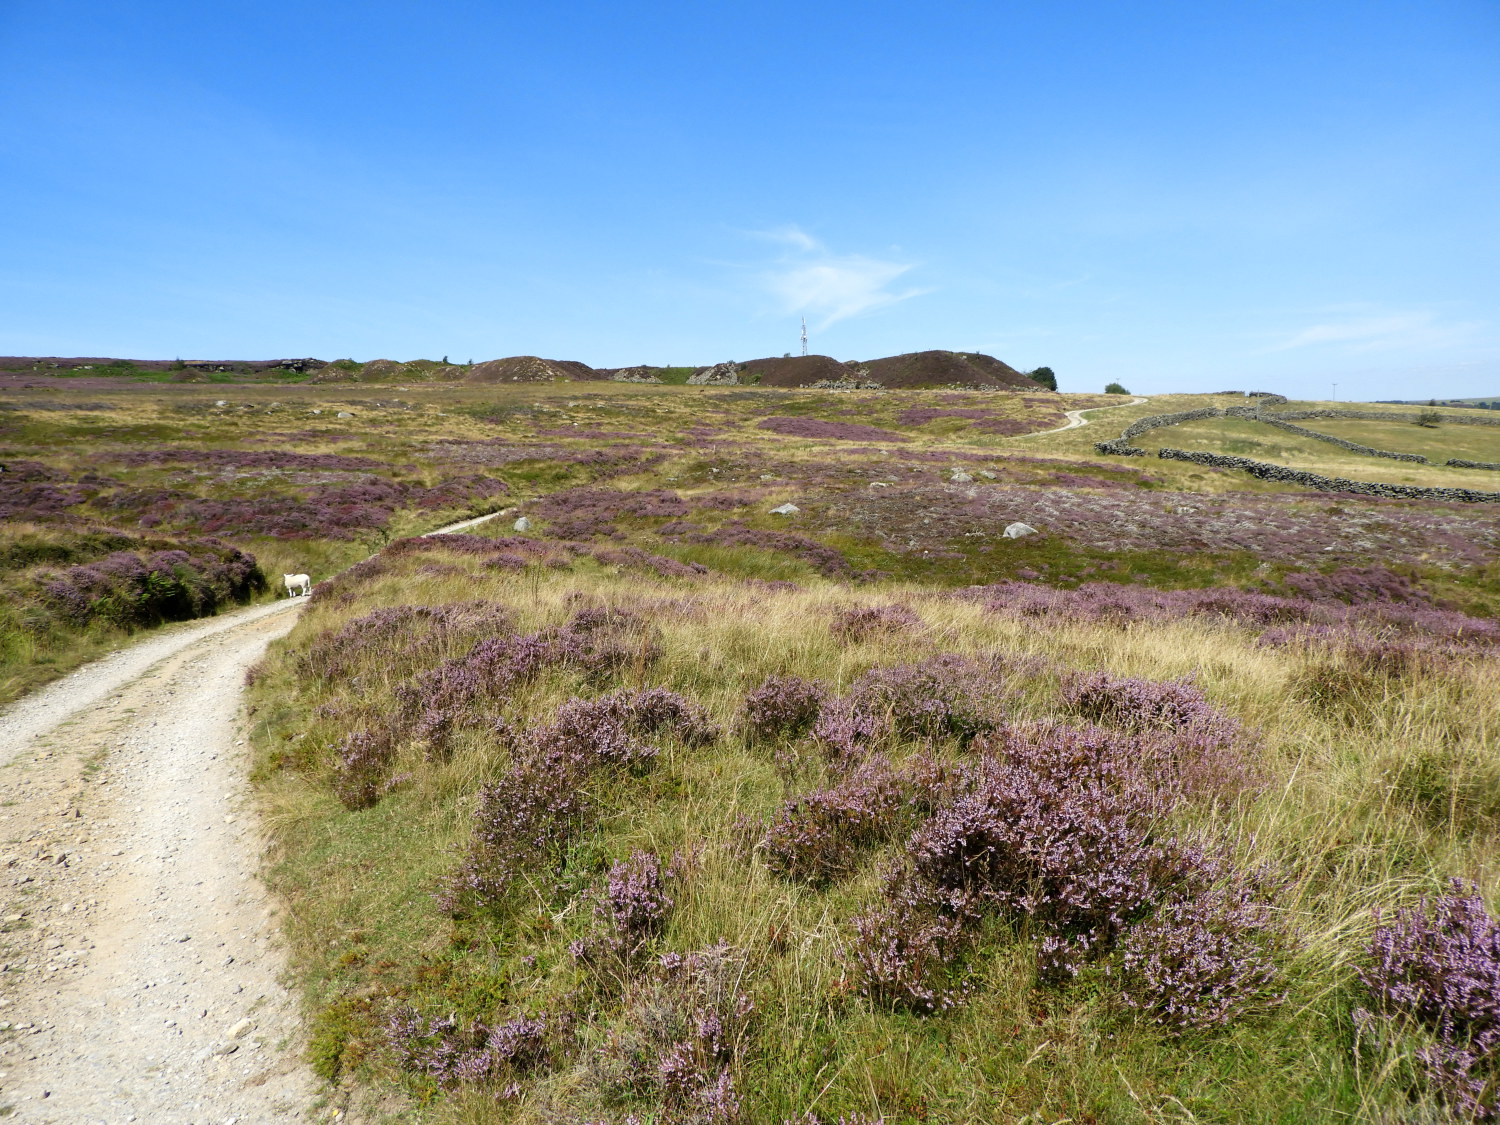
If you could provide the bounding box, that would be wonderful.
[300,601,516,684]
[761,757,907,882]
[386,1006,549,1089]
[813,655,1005,764]
[830,603,924,643]
[742,675,826,742]
[757,416,910,442]
[530,486,689,539]
[1284,565,1433,607]
[1118,863,1284,1033]
[846,873,974,1014]
[38,541,264,629]
[444,688,716,913]
[1357,882,1500,1119]
[593,941,754,1123]
[331,728,398,811]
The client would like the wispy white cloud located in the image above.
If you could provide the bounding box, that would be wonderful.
[751,225,927,328]
[1269,310,1480,354]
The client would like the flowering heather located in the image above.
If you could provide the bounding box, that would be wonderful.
[603,850,676,948]
[530,487,689,539]
[598,941,754,1123]
[742,675,826,742]
[847,874,973,1013]
[1118,866,1283,1033]
[39,541,263,628]
[301,601,516,683]
[757,416,911,442]
[105,448,386,471]
[386,1006,548,1088]
[1283,565,1432,607]
[814,655,1005,763]
[444,688,715,912]
[969,580,1500,648]
[830,603,925,643]
[761,757,907,882]
[593,546,710,579]
[1357,882,1500,1119]
[331,728,397,811]
[394,608,663,754]
[843,480,1500,568]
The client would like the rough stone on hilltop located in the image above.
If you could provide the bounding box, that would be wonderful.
[688,361,741,386]
[607,366,665,384]
[466,356,597,383]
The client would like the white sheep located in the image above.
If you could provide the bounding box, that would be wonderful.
[283,573,312,597]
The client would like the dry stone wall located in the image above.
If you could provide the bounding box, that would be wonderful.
[1092,393,1500,502]
[1155,448,1500,503]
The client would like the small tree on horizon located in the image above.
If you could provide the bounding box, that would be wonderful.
[1105,382,1129,395]
[1028,366,1057,391]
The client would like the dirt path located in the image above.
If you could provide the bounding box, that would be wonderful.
[1016,395,1149,437]
[0,510,502,1122]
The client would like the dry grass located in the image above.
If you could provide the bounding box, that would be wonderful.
[248,550,1500,1124]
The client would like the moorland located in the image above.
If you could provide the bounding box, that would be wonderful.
[2,357,1498,1124]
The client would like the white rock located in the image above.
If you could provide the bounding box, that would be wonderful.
[512,516,531,532]
[978,470,997,479]
[227,1018,254,1039]
[950,470,973,483]
[214,400,227,407]
[336,411,353,419]
[770,503,800,515]
[868,481,889,488]
[1003,522,1038,539]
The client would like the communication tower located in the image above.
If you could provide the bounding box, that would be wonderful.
[800,318,808,357]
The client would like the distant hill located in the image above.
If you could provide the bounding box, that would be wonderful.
[0,349,1048,391]
[1375,398,1500,410]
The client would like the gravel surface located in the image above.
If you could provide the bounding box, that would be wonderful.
[0,599,323,1123]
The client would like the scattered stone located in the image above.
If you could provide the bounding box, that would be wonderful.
[227,1017,254,1039]
[978,469,997,479]
[950,470,973,483]
[1003,522,1038,539]
[513,516,531,532]
[214,400,227,407]
[770,503,800,515]
[336,411,353,419]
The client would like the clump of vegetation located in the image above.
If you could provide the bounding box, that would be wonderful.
[1105,381,1131,394]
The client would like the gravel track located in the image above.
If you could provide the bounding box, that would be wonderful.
[1014,395,1149,437]
[0,510,500,1122]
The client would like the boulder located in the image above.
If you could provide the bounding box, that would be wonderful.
[1003,522,1038,539]
[513,516,531,531]
[770,503,800,515]
[950,469,973,483]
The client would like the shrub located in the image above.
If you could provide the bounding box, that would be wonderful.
[1356,881,1500,1119]
[761,757,907,882]
[39,541,264,629]
[1119,865,1284,1033]
[595,941,754,1122]
[443,688,715,913]
[847,876,972,1014]
[814,655,1005,763]
[386,1007,549,1088]
[742,675,826,742]
[1105,382,1130,395]
[830,603,924,643]
[1027,366,1058,391]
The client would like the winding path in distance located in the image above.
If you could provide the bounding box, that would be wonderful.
[1015,395,1149,438]
[0,511,500,1123]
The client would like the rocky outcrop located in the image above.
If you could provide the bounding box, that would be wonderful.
[608,366,664,384]
[688,362,741,386]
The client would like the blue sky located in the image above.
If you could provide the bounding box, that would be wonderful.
[1,1,1497,397]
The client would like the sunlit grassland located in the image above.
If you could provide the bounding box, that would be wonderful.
[248,550,1499,1124]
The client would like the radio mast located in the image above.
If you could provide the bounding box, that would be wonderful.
[800,317,808,357]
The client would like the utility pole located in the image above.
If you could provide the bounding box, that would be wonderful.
[1332,382,1338,402]
[800,318,808,357]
